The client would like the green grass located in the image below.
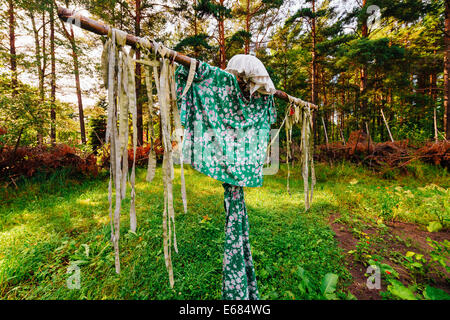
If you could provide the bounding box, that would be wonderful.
[0,161,448,300]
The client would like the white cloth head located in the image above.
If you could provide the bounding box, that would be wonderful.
[225,54,276,96]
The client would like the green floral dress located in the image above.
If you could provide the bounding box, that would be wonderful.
[176,61,276,300]
[175,61,276,188]
[222,182,259,300]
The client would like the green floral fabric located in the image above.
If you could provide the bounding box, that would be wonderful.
[175,61,276,188]
[175,61,272,300]
[222,183,259,300]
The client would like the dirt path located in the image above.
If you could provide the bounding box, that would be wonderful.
[329,214,450,300]
[329,213,382,300]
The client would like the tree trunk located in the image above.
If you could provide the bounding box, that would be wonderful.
[42,11,47,101]
[245,0,251,54]
[135,0,143,145]
[283,34,288,91]
[50,4,57,144]
[311,0,318,144]
[30,12,45,145]
[194,0,199,58]
[58,6,87,144]
[321,68,329,143]
[360,0,368,127]
[30,14,42,90]
[70,27,87,145]
[40,11,47,146]
[218,0,227,69]
[61,21,87,145]
[444,0,450,139]
[8,0,17,92]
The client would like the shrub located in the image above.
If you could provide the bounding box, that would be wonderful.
[0,144,98,181]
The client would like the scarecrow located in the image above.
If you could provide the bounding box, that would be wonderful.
[57,7,317,301]
[175,54,278,299]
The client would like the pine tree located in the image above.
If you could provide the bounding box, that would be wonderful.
[59,5,87,145]
[83,0,169,145]
[173,0,212,60]
[285,0,331,142]
[50,1,56,144]
[8,0,17,92]
[196,0,233,68]
[232,0,284,54]
[444,0,450,139]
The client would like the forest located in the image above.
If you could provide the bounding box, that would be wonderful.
[0,0,449,302]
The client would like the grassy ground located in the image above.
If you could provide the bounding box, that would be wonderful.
[0,161,448,300]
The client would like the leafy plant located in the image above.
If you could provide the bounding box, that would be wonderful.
[379,188,400,221]
[387,280,418,300]
[423,286,450,300]
[427,238,450,273]
[367,258,399,280]
[403,251,430,282]
[320,273,339,300]
[296,267,341,300]
[296,267,314,297]
[427,221,443,233]
[348,233,373,265]
[424,194,449,229]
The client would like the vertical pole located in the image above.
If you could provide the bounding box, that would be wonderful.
[50,3,56,144]
[365,121,371,152]
[434,108,438,143]
[135,0,143,145]
[380,108,394,142]
[321,116,329,149]
[444,0,450,139]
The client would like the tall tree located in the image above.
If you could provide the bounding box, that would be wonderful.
[84,0,170,145]
[196,0,232,69]
[445,0,450,139]
[50,2,56,144]
[8,0,17,92]
[232,0,283,54]
[374,0,443,140]
[135,0,143,145]
[286,0,329,141]
[174,0,212,60]
[60,15,87,145]
[359,0,368,124]
[28,3,49,145]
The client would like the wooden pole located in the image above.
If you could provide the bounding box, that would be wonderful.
[444,0,449,139]
[434,107,438,143]
[380,108,394,142]
[340,128,346,145]
[321,116,329,148]
[57,6,318,109]
[365,121,372,152]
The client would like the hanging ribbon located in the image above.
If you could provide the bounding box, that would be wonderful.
[142,56,159,183]
[138,40,189,288]
[101,28,140,273]
[178,57,197,100]
[103,34,188,284]
[278,94,316,211]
